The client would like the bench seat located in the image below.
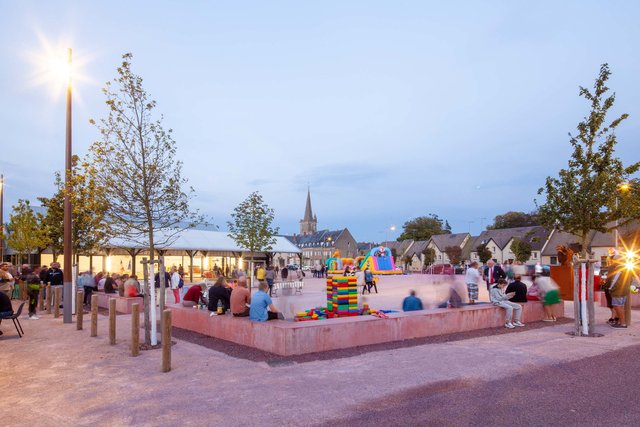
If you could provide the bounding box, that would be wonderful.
[95,293,143,314]
[169,301,564,356]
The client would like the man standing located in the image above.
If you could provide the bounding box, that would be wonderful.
[264,266,275,296]
[256,264,266,285]
[483,260,505,292]
[169,266,181,304]
[47,262,64,307]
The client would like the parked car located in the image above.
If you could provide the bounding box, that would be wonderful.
[302,265,312,271]
[429,263,454,275]
[286,264,300,270]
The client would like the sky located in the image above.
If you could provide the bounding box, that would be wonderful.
[1,1,639,243]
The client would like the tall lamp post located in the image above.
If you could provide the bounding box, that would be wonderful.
[63,48,73,323]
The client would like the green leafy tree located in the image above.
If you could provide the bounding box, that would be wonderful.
[402,254,412,270]
[38,156,109,264]
[227,191,279,291]
[6,200,48,265]
[476,244,493,264]
[537,64,639,255]
[536,64,640,336]
[398,214,451,241]
[422,247,436,266]
[88,53,203,344]
[510,238,532,263]
[488,211,539,230]
[444,245,463,265]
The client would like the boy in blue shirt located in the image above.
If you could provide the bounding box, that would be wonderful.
[250,282,284,321]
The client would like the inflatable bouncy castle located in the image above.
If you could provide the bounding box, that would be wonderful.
[358,246,402,275]
[325,250,355,274]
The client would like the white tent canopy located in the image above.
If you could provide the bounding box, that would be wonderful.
[106,228,301,254]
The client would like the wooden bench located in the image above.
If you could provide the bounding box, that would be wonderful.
[95,293,143,314]
[169,301,564,356]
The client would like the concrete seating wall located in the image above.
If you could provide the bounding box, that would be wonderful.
[169,302,564,357]
[95,293,143,314]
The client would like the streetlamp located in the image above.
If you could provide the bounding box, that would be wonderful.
[62,48,73,323]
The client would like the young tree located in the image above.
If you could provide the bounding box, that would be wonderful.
[422,247,436,266]
[444,245,463,265]
[476,244,493,264]
[398,214,451,241]
[38,156,109,265]
[402,254,413,270]
[536,64,640,335]
[6,200,48,265]
[88,53,203,344]
[227,191,279,291]
[510,238,532,263]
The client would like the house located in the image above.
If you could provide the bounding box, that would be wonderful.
[285,229,358,268]
[403,240,429,271]
[381,239,414,265]
[469,226,553,265]
[427,233,471,265]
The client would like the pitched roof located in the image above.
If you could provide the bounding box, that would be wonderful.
[429,233,470,251]
[284,229,344,248]
[406,240,429,257]
[472,226,551,250]
[381,240,414,255]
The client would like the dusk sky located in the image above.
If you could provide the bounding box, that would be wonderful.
[1,1,639,243]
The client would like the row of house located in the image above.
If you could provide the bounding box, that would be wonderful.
[386,222,638,271]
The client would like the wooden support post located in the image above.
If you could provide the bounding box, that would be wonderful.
[20,279,27,301]
[54,287,61,318]
[76,290,84,330]
[109,298,116,345]
[131,303,140,357]
[161,309,171,372]
[38,286,45,311]
[46,284,52,314]
[90,294,98,337]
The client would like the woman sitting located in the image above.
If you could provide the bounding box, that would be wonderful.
[208,277,231,312]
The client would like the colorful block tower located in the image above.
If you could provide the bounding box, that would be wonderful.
[327,276,358,317]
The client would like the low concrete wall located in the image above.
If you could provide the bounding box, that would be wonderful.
[96,293,143,314]
[169,301,564,356]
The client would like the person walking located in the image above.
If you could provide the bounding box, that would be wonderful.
[20,266,42,320]
[465,261,482,304]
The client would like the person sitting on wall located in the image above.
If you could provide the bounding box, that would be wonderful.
[182,283,207,307]
[402,290,423,311]
[505,274,528,303]
[490,279,525,329]
[230,276,251,317]
[124,275,143,298]
[249,282,284,321]
[104,274,117,294]
[207,277,231,312]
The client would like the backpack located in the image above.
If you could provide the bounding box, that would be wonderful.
[178,276,184,289]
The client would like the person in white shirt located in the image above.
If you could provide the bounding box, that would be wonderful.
[169,266,181,304]
[464,261,481,304]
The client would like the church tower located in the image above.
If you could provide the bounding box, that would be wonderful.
[299,188,318,236]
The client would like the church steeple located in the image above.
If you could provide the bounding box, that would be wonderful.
[300,187,318,235]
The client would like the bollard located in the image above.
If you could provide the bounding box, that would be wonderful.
[53,287,61,318]
[161,309,172,372]
[109,298,116,345]
[90,294,98,337]
[76,290,84,330]
[38,286,45,311]
[46,285,52,314]
[131,303,140,357]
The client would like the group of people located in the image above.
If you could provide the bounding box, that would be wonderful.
[181,274,284,322]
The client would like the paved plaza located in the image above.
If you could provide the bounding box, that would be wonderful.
[1,275,639,426]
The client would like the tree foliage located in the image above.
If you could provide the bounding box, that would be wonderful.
[227,191,279,253]
[510,237,532,263]
[444,245,463,265]
[87,53,203,259]
[536,64,640,255]
[422,247,436,265]
[476,244,493,264]
[38,156,109,260]
[398,214,451,241]
[488,211,539,230]
[6,200,48,261]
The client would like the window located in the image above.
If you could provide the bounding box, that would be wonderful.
[532,252,537,258]
[550,256,558,265]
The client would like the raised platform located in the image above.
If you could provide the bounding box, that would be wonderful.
[169,302,564,356]
[95,293,143,314]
